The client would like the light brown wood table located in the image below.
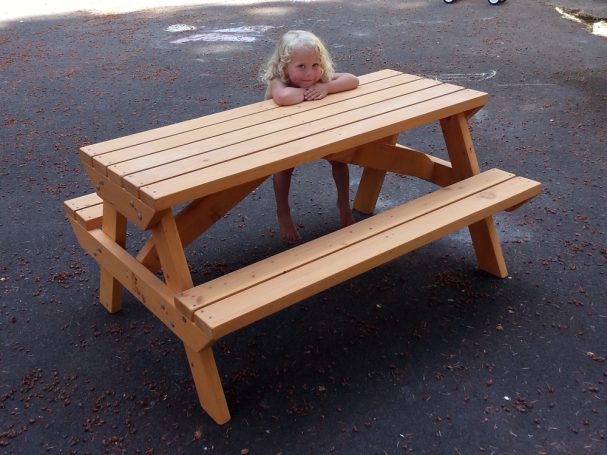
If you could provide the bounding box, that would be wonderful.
[65,69,541,424]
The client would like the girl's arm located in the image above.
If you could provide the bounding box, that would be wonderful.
[267,73,360,105]
[267,79,306,106]
[304,73,359,101]
[325,73,360,94]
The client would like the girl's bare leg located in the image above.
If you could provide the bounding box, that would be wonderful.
[329,161,355,228]
[273,168,300,242]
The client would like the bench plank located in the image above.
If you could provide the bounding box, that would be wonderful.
[175,170,540,339]
[64,193,103,229]
[176,168,513,319]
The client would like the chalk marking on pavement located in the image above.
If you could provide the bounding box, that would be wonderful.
[165,24,196,33]
[427,70,497,82]
[171,25,273,44]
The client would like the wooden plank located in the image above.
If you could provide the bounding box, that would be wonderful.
[186,175,541,339]
[99,203,127,313]
[79,69,403,165]
[151,211,194,293]
[440,112,507,277]
[64,195,104,230]
[64,193,103,216]
[140,88,488,210]
[137,178,266,273]
[440,113,480,179]
[107,76,437,184]
[68,220,211,351]
[352,134,399,214]
[330,143,455,187]
[185,346,230,424]
[83,162,158,229]
[175,169,517,320]
[97,73,423,174]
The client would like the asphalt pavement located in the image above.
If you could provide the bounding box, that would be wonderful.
[1,0,606,453]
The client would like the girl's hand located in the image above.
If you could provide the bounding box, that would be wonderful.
[303,83,329,101]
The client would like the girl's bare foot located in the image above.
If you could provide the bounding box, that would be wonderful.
[278,212,300,242]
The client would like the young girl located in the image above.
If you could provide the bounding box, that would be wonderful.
[262,30,360,242]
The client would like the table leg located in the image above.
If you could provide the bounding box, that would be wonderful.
[440,114,508,278]
[353,134,399,214]
[137,178,265,273]
[99,202,127,313]
[185,346,231,424]
[151,210,230,423]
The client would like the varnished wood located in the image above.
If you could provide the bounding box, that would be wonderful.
[64,193,103,229]
[137,178,266,272]
[151,211,193,293]
[79,69,402,163]
[68,220,211,351]
[440,113,508,277]
[185,346,230,425]
[140,89,487,210]
[99,203,127,313]
[67,70,541,425]
[352,134,399,214]
[329,143,455,187]
[179,172,541,338]
[176,169,516,320]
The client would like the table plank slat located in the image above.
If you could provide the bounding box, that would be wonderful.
[141,88,487,209]
[80,69,403,163]
[109,77,440,184]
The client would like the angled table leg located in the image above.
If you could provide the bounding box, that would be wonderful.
[440,113,508,278]
[151,210,231,424]
[99,202,127,313]
[353,134,400,214]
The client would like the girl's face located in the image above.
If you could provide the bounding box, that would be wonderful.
[285,48,323,88]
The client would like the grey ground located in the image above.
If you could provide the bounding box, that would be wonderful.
[1,0,606,454]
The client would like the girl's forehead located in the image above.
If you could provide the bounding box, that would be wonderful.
[289,48,319,60]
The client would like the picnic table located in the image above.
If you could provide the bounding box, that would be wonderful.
[64,69,541,424]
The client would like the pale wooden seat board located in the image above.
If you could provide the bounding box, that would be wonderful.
[175,170,541,338]
[80,69,402,162]
[103,75,434,181]
[176,169,513,318]
[141,88,487,209]
[64,193,104,229]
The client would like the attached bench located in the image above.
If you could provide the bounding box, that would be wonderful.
[176,168,540,340]
[64,192,103,229]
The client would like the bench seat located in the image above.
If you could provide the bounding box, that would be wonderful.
[175,168,541,340]
[64,193,104,229]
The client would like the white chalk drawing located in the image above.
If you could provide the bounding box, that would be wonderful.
[165,24,196,33]
[428,70,497,82]
[171,25,274,44]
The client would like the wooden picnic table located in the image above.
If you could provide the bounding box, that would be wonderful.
[65,69,541,424]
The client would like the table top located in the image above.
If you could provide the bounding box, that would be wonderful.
[80,69,488,212]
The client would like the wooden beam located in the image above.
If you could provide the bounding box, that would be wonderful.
[330,143,456,187]
[440,113,507,277]
[137,178,266,273]
[67,220,211,352]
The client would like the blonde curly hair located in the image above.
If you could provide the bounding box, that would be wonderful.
[261,30,335,85]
